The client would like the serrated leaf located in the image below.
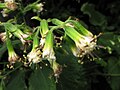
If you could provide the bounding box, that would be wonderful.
[29,67,56,90]
[5,70,26,90]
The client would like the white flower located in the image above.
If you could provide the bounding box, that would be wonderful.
[13,30,29,44]
[49,60,62,78]
[27,48,42,63]
[75,36,97,57]
[64,26,97,57]
[39,37,46,47]
[42,31,56,61]
[0,32,7,42]
[8,50,19,63]
[42,47,56,61]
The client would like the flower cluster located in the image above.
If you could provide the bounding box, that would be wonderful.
[0,17,98,78]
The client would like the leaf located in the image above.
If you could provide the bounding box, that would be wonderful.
[29,67,56,90]
[98,32,120,55]
[55,46,88,90]
[0,80,4,90]
[81,3,106,26]
[106,57,120,90]
[5,70,26,90]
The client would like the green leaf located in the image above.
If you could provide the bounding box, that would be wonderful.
[98,32,120,55]
[29,67,56,90]
[106,57,120,90]
[5,70,26,90]
[0,80,4,90]
[81,3,106,26]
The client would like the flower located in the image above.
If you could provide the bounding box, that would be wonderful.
[27,48,42,63]
[64,26,97,57]
[8,50,19,63]
[39,37,46,48]
[6,37,19,63]
[0,32,12,42]
[0,32,7,42]
[49,60,62,78]
[27,29,42,63]
[42,31,56,61]
[75,36,97,57]
[13,29,29,44]
[4,23,29,44]
[4,0,17,11]
[1,9,8,17]
[33,3,44,12]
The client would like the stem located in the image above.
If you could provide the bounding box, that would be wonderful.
[50,25,63,32]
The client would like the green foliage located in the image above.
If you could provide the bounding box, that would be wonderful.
[81,3,107,26]
[29,67,56,90]
[5,69,26,90]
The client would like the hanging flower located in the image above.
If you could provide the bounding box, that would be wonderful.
[49,60,62,78]
[39,37,46,48]
[27,48,42,63]
[0,32,12,42]
[8,50,19,63]
[42,31,56,61]
[4,23,29,44]
[27,30,42,63]
[6,37,19,63]
[64,26,97,57]
[39,19,49,48]
[0,32,7,42]
[13,29,29,44]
